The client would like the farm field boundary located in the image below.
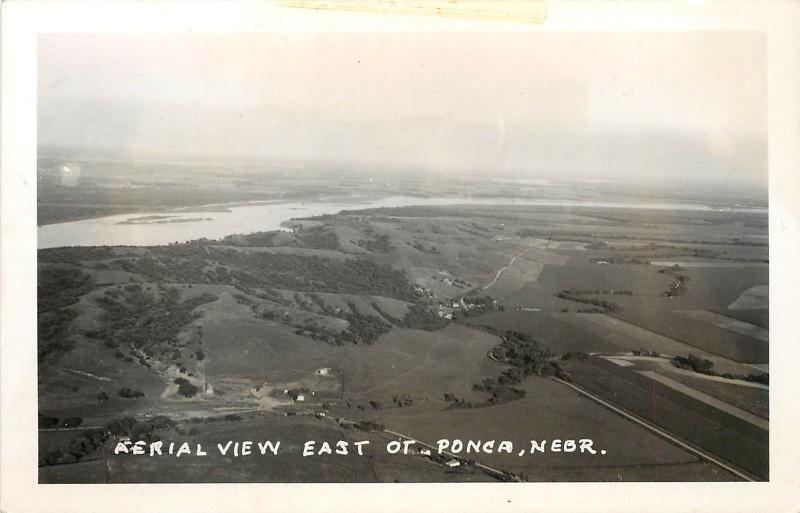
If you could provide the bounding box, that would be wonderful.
[564,358,768,480]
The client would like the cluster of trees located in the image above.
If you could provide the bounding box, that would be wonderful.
[109,248,418,301]
[218,231,280,247]
[491,330,558,378]
[215,222,337,250]
[340,206,442,218]
[174,377,199,398]
[436,329,568,408]
[447,382,526,410]
[38,268,95,312]
[284,303,390,345]
[118,387,145,399]
[453,383,525,408]
[556,290,621,313]
[672,354,769,385]
[443,392,475,408]
[658,265,689,298]
[741,373,769,385]
[339,303,390,344]
[596,257,651,264]
[233,293,259,309]
[293,291,319,311]
[38,246,116,264]
[255,293,392,346]
[294,226,342,250]
[39,415,176,467]
[184,414,237,425]
[37,268,96,364]
[117,254,212,284]
[672,354,714,373]
[91,285,217,363]
[562,289,633,296]
[38,308,79,365]
[392,394,413,408]
[400,304,451,330]
[39,428,107,466]
[353,420,384,432]
[372,303,450,331]
[560,351,590,361]
[355,230,393,252]
[234,285,290,306]
[38,414,83,429]
[409,240,439,254]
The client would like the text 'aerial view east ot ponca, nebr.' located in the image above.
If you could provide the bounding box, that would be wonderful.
[36,33,768,483]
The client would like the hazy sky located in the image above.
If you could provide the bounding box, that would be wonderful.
[38,32,766,185]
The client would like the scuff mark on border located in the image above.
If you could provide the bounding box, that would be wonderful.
[278,0,549,24]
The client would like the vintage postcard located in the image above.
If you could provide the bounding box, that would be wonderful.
[2,1,799,512]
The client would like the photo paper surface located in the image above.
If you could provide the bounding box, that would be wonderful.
[2,2,799,512]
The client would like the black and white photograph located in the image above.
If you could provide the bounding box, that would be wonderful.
[2,1,799,512]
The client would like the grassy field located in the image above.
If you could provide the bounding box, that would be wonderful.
[379,375,734,481]
[202,316,502,404]
[463,311,626,356]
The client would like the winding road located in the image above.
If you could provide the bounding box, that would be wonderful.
[482,244,533,291]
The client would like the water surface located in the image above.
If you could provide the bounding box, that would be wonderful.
[38,195,766,249]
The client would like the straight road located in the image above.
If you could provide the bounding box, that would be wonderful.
[552,377,760,482]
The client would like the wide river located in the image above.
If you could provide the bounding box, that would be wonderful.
[38,195,767,249]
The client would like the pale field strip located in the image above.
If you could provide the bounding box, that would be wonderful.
[575,313,758,376]
[728,285,769,310]
[602,356,769,390]
[676,310,769,343]
[604,357,635,367]
[637,370,768,431]
[650,261,768,268]
[746,363,769,373]
[57,367,112,382]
